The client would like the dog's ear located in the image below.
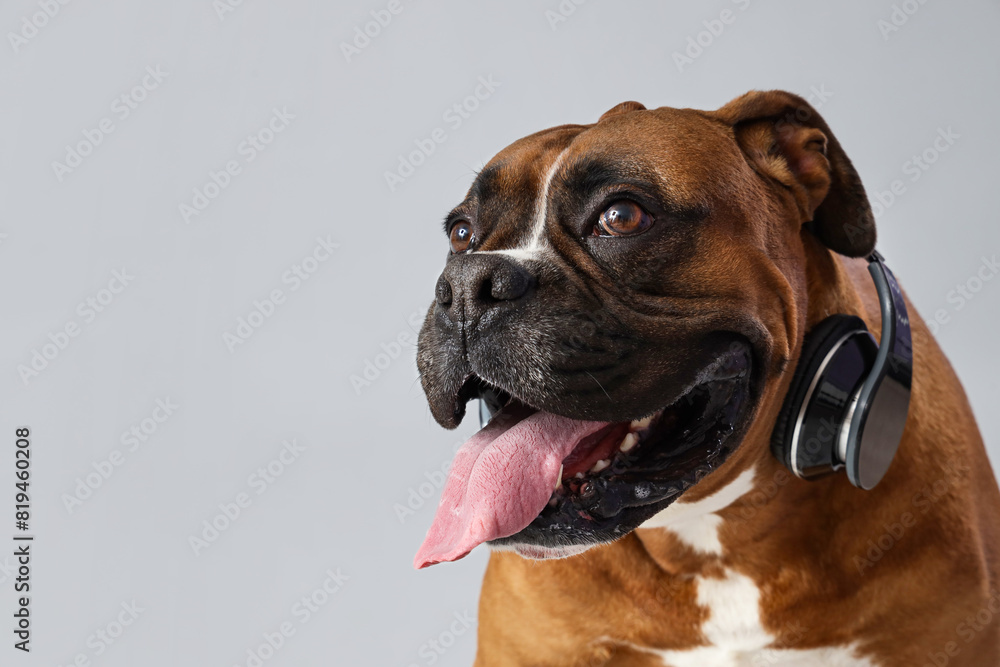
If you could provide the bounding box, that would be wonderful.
[599,101,646,122]
[714,90,875,258]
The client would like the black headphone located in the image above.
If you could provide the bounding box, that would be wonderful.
[771,251,913,490]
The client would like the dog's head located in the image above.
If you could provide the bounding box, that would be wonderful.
[414,90,876,566]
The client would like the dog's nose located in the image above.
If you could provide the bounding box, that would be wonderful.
[436,253,534,322]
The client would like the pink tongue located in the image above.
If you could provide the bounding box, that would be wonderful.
[414,411,609,569]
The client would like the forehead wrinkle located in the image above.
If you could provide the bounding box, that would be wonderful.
[551,155,645,195]
[468,161,516,204]
[471,129,577,208]
[465,128,584,253]
[469,166,498,200]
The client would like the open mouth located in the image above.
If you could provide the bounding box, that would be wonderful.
[414,344,754,568]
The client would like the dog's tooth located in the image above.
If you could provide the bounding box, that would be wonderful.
[575,472,585,479]
[630,415,653,431]
[619,432,639,453]
[555,465,564,491]
[590,459,610,473]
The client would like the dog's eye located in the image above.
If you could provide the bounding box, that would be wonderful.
[594,200,654,237]
[450,221,474,253]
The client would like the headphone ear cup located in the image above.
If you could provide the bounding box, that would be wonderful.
[771,315,871,475]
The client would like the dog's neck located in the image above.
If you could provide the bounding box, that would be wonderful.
[631,234,869,576]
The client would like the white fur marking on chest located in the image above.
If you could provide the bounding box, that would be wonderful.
[653,643,878,667]
[697,569,768,650]
[634,467,879,666]
[649,568,878,666]
[639,467,756,555]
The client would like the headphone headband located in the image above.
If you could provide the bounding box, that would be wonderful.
[843,252,913,488]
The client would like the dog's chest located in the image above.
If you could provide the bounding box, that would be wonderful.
[646,569,876,666]
[635,470,879,667]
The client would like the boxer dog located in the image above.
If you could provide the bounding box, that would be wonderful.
[413,90,1000,666]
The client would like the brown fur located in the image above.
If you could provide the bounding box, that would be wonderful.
[453,91,1000,666]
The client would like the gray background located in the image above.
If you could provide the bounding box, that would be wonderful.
[0,0,997,665]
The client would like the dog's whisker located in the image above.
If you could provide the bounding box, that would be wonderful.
[584,371,612,402]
